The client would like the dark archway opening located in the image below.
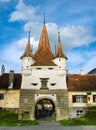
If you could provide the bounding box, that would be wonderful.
[35,98,55,120]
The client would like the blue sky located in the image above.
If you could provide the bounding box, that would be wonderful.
[0,0,96,74]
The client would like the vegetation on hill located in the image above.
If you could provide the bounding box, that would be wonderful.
[0,110,38,126]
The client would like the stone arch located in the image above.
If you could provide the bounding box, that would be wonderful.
[34,96,57,120]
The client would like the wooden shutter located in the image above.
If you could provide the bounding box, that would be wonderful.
[84,95,87,103]
[72,95,76,103]
[93,95,96,102]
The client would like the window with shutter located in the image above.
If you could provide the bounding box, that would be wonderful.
[84,95,87,103]
[93,95,96,102]
[72,95,76,103]
[72,95,87,103]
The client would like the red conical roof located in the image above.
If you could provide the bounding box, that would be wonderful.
[54,42,67,59]
[33,24,56,66]
[20,40,33,59]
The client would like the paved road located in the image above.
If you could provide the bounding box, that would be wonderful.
[0,122,96,130]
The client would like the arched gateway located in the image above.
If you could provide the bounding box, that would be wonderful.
[35,98,56,120]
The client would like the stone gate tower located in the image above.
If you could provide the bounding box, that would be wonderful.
[19,21,69,121]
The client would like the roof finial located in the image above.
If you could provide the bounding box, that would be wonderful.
[58,27,61,43]
[44,11,45,25]
[55,42,56,54]
[28,26,31,43]
[31,44,33,53]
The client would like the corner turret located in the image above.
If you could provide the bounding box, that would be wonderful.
[53,31,67,70]
[20,30,35,75]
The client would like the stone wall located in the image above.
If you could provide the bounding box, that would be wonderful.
[18,89,69,121]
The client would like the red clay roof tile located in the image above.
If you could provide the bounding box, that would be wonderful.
[67,74,96,91]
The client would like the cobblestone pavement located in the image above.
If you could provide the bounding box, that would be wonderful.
[0,122,96,130]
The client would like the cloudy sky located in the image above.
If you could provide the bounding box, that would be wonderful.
[0,0,96,74]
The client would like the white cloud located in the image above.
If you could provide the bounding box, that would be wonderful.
[60,25,95,50]
[24,22,42,40]
[67,49,96,74]
[24,22,96,51]
[0,0,10,2]
[0,30,96,74]
[67,52,85,67]
[9,0,41,22]
[16,37,38,50]
[0,36,39,73]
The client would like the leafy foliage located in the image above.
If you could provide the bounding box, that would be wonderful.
[0,110,38,126]
[59,117,96,126]
[85,106,96,120]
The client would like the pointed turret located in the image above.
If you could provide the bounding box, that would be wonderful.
[54,31,67,59]
[20,30,33,59]
[33,14,55,66]
[53,31,67,70]
[21,30,35,75]
[20,42,33,59]
[38,24,51,50]
[37,12,51,50]
[55,43,67,59]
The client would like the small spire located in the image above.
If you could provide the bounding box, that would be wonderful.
[28,27,31,43]
[44,11,45,25]
[55,42,56,54]
[31,44,33,53]
[58,30,61,43]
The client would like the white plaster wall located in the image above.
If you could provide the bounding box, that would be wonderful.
[21,66,67,90]
[21,57,35,75]
[53,57,66,69]
[22,57,34,69]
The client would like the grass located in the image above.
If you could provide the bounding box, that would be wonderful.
[59,117,96,126]
[59,106,96,126]
[0,110,38,126]
[1,107,96,126]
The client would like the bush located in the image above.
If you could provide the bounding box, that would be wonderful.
[0,110,38,126]
[85,106,96,120]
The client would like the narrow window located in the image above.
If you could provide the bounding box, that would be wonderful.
[59,58,61,61]
[31,83,38,86]
[37,68,41,70]
[93,95,96,102]
[40,78,49,89]
[0,94,4,100]
[48,68,53,70]
[51,83,56,86]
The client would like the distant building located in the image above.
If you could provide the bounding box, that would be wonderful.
[0,19,96,120]
[88,68,96,74]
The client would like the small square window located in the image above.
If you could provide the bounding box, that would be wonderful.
[40,78,49,89]
[0,94,4,100]
[77,110,83,116]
